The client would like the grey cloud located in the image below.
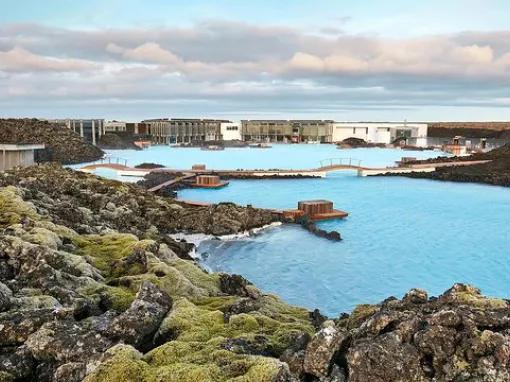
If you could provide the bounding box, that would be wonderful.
[0,21,509,119]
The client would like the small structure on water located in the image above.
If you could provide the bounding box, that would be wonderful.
[192,175,229,189]
[200,145,224,151]
[281,199,348,221]
[0,144,45,172]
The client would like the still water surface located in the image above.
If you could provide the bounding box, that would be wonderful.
[92,145,510,316]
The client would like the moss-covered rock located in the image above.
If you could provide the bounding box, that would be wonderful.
[0,186,39,228]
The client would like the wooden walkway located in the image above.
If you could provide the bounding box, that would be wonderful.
[147,173,196,192]
[78,157,493,181]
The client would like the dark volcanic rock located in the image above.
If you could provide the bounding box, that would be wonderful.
[106,281,172,351]
[2,165,510,381]
[97,132,140,150]
[219,273,256,298]
[383,143,510,187]
[0,118,103,164]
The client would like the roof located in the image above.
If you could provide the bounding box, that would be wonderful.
[0,144,45,151]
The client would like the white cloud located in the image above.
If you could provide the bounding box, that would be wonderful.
[0,46,96,72]
[0,22,509,119]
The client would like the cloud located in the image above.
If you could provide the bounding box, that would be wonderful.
[0,21,509,119]
[0,46,96,72]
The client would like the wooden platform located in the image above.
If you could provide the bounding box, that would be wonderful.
[310,210,349,221]
[190,181,229,189]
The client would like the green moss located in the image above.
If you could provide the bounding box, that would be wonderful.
[122,255,221,299]
[80,285,136,312]
[0,186,39,228]
[0,371,14,382]
[346,303,380,328]
[145,363,221,382]
[84,345,147,382]
[229,314,260,332]
[456,292,507,309]
[21,227,62,249]
[144,338,282,382]
[72,233,154,277]
[159,298,226,342]
[192,296,239,311]
[229,360,282,382]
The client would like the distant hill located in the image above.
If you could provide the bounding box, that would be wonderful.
[428,122,510,138]
[0,118,103,164]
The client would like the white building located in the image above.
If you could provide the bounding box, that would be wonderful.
[104,121,127,132]
[332,122,428,145]
[1,144,45,172]
[220,122,242,141]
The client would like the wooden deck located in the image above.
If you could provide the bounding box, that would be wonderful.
[147,173,195,192]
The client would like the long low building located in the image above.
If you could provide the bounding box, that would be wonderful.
[241,120,428,144]
[112,118,429,145]
[140,118,230,144]
[332,122,428,145]
[241,120,334,143]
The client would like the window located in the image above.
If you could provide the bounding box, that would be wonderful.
[353,128,356,134]
[366,128,369,134]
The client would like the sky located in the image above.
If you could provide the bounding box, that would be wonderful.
[1,0,510,121]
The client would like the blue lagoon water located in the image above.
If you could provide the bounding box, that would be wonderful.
[95,145,510,316]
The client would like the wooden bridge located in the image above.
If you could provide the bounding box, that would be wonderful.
[314,158,367,172]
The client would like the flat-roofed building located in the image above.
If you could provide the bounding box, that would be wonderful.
[0,144,45,171]
[143,118,229,144]
[49,119,105,145]
[241,120,334,143]
[104,121,127,132]
[220,122,242,141]
[332,122,428,145]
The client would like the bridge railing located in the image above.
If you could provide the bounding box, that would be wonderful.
[319,158,362,168]
[91,156,128,167]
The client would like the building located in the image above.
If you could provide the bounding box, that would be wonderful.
[241,120,334,143]
[142,118,229,144]
[220,122,242,141]
[49,119,105,145]
[332,122,428,145]
[0,144,45,171]
[104,121,127,132]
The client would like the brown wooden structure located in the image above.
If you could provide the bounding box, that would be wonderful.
[192,175,229,189]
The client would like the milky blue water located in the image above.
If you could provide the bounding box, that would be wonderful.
[87,145,510,317]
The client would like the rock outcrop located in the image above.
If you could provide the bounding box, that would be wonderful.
[382,143,510,187]
[299,285,510,382]
[0,118,103,164]
[0,165,311,381]
[1,165,510,381]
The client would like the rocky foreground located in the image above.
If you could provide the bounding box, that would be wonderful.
[0,119,103,164]
[1,165,510,381]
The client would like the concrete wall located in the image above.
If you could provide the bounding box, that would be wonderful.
[1,149,36,172]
